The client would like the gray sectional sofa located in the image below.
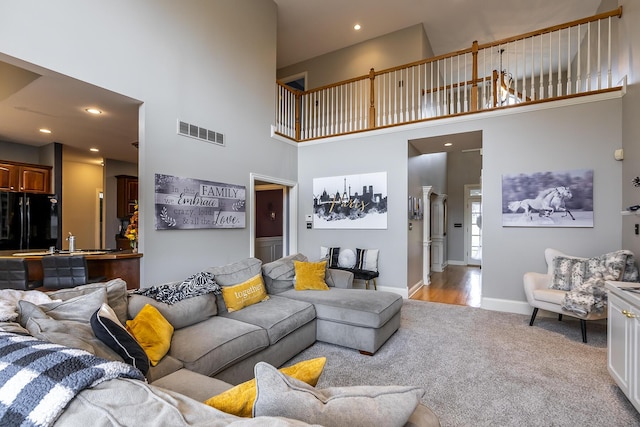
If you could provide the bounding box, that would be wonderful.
[3,253,440,426]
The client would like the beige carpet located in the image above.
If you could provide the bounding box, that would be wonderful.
[286,299,640,426]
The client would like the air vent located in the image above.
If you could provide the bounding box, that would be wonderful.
[177,119,225,147]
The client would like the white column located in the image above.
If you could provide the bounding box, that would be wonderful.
[422,186,434,285]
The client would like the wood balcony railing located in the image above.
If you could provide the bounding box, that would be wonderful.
[275,7,625,142]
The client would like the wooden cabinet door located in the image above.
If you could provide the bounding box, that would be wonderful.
[0,163,18,191]
[0,162,51,193]
[20,165,51,193]
[117,175,138,218]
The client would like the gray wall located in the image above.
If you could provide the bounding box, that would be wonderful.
[277,24,434,89]
[0,0,297,286]
[298,97,622,309]
[0,140,39,164]
[619,0,640,256]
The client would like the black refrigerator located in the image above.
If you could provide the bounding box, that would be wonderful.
[0,191,58,251]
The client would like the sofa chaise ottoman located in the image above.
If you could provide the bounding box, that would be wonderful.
[262,253,403,355]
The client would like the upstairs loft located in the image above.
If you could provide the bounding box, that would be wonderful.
[274,7,625,143]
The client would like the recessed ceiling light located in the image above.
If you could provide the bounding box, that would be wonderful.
[85,108,102,115]
[39,128,51,134]
[90,148,100,152]
[354,24,361,31]
[444,142,453,147]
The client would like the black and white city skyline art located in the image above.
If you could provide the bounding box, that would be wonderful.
[313,172,387,229]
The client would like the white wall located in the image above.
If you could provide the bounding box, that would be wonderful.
[0,0,297,286]
[297,95,623,307]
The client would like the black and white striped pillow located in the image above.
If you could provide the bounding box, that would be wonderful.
[354,248,379,272]
[326,247,340,268]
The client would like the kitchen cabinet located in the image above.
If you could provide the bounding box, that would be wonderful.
[116,175,138,219]
[605,281,640,413]
[0,161,52,193]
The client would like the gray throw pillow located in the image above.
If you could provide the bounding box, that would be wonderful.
[127,293,217,330]
[24,316,123,361]
[47,279,128,324]
[252,362,424,427]
[262,253,308,294]
[205,258,262,286]
[18,287,107,325]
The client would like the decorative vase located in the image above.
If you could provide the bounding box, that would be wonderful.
[131,240,138,253]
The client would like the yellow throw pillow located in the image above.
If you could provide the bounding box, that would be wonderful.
[126,303,174,366]
[294,260,329,290]
[204,357,326,417]
[221,274,270,312]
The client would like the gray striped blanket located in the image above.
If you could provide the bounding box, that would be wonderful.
[0,331,145,427]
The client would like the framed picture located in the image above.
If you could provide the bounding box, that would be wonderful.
[502,168,593,227]
[313,172,387,229]
[154,173,246,230]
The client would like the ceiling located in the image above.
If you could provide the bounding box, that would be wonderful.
[273,0,601,68]
[0,0,602,163]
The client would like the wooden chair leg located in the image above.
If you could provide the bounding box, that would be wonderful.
[529,307,538,326]
[580,319,587,343]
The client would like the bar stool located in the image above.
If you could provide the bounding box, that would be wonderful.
[42,255,91,289]
[0,258,34,290]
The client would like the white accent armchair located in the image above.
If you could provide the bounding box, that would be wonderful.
[523,248,607,343]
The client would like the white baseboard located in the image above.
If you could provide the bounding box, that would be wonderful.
[447,260,466,266]
[481,297,533,315]
[408,281,423,297]
[350,280,409,298]
[378,285,409,298]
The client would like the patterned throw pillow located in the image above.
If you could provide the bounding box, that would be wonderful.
[320,246,340,268]
[355,248,379,272]
[550,256,585,291]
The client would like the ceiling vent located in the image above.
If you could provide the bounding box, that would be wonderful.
[177,119,225,146]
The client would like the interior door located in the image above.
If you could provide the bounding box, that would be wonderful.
[464,185,482,266]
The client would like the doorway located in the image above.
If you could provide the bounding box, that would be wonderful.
[249,173,298,260]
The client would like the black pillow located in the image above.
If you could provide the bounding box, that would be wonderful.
[91,303,149,375]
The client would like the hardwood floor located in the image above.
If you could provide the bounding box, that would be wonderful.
[410,265,482,307]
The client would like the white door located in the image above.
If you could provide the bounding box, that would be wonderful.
[464,185,482,266]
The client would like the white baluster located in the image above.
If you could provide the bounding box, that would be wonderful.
[557,30,562,96]
[586,22,591,91]
[597,19,602,90]
[548,32,553,98]
[567,27,572,95]
[607,16,612,88]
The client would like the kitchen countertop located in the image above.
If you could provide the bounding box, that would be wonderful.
[1,249,142,289]
[0,249,142,259]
